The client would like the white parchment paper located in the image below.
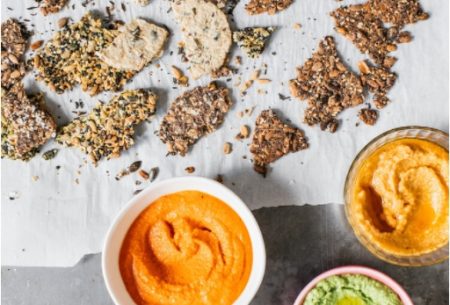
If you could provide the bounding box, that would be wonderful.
[1,0,448,266]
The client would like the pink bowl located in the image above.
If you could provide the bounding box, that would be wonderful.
[293,266,414,305]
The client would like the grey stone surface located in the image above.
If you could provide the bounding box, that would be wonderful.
[2,205,449,305]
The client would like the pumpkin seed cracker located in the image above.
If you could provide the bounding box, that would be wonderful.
[56,89,157,163]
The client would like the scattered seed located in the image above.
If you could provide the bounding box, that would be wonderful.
[149,167,159,182]
[256,78,271,84]
[58,17,69,28]
[138,169,149,180]
[42,149,59,160]
[129,161,142,173]
[185,166,195,174]
[223,142,232,154]
[30,40,44,50]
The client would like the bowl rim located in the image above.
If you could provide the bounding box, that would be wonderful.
[102,176,266,305]
[293,265,414,305]
[343,125,449,266]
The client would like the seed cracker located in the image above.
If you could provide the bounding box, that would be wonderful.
[1,19,29,90]
[289,36,364,132]
[358,60,397,109]
[56,89,157,163]
[245,0,293,15]
[172,0,232,79]
[331,4,404,68]
[159,82,232,156]
[1,84,56,161]
[33,13,135,96]
[98,19,169,71]
[250,109,308,176]
[368,0,429,28]
[233,27,275,59]
[39,0,68,16]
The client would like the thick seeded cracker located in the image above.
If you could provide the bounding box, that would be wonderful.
[250,109,308,176]
[358,60,397,109]
[245,0,293,15]
[233,27,275,58]
[159,82,232,156]
[1,84,56,161]
[56,90,157,163]
[331,4,402,68]
[33,13,135,96]
[368,0,429,28]
[1,19,29,90]
[289,36,364,132]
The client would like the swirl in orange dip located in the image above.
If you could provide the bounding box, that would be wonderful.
[119,190,253,305]
[349,138,449,256]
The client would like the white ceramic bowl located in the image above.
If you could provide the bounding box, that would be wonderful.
[102,176,266,305]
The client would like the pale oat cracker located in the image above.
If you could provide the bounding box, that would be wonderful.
[172,0,232,79]
[98,19,168,71]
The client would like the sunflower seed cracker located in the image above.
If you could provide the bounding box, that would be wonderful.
[57,89,157,163]
[159,82,232,156]
[233,27,275,58]
[250,109,308,176]
[172,0,232,79]
[289,36,364,132]
[1,84,56,160]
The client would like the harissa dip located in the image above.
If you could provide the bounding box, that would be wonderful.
[119,190,253,305]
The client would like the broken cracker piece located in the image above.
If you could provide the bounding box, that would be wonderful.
[245,0,293,15]
[40,0,68,16]
[358,60,396,108]
[33,13,135,95]
[98,19,168,71]
[359,108,378,125]
[331,4,402,68]
[233,27,275,59]
[289,36,364,132]
[1,84,56,161]
[172,0,232,79]
[56,89,157,163]
[159,82,232,156]
[250,109,308,176]
[368,0,429,28]
[1,19,29,90]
